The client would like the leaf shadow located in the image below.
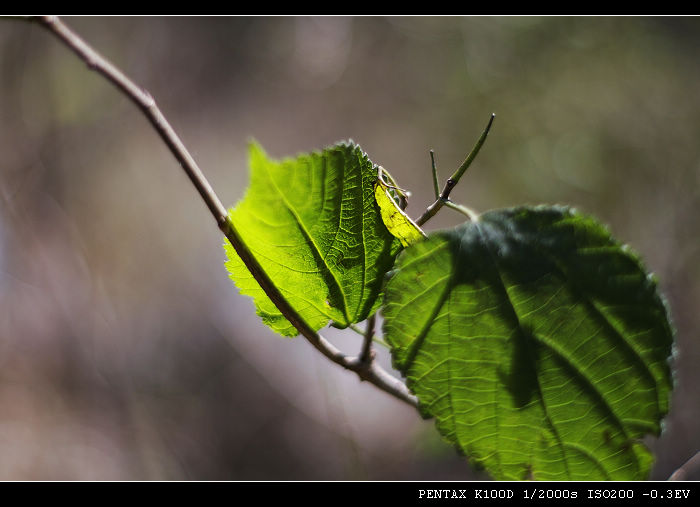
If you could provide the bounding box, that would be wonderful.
[498,323,541,409]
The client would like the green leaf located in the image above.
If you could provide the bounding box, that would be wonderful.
[374,175,426,247]
[224,141,399,337]
[383,205,674,480]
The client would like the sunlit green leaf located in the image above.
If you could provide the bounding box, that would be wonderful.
[224,141,399,336]
[374,176,426,247]
[383,206,674,480]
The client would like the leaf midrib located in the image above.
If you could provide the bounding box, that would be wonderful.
[261,156,352,326]
[474,220,572,480]
[476,216,647,479]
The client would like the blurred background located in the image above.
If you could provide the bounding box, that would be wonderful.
[0,16,698,480]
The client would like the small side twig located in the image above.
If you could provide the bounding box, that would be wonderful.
[32,16,418,409]
[359,315,376,364]
[668,450,700,481]
[416,113,495,226]
[429,150,439,200]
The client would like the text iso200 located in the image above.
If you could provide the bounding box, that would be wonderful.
[588,490,634,499]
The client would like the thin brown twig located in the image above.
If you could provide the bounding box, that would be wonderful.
[416,113,495,226]
[33,15,418,408]
[359,315,376,364]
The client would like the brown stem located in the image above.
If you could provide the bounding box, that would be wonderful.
[668,450,700,481]
[416,113,495,227]
[34,16,418,409]
[359,315,376,364]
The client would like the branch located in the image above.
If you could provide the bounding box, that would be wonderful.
[416,113,495,226]
[429,150,440,200]
[359,315,376,364]
[669,451,700,481]
[33,16,418,409]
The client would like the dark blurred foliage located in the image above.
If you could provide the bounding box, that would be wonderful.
[0,16,697,480]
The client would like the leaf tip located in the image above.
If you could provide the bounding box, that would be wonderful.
[246,138,266,159]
